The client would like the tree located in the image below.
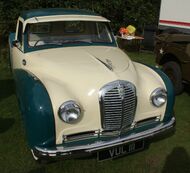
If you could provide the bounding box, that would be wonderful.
[0,0,161,37]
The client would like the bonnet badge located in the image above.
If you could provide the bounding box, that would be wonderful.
[106,59,113,71]
[118,86,125,99]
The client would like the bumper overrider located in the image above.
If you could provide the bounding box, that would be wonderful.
[33,117,175,159]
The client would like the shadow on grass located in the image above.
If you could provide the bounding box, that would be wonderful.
[28,167,46,173]
[0,79,15,133]
[184,85,190,95]
[162,147,190,173]
[0,79,15,101]
[0,117,15,133]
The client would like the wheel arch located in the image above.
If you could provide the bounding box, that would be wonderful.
[13,69,56,149]
[159,53,181,67]
[144,65,175,122]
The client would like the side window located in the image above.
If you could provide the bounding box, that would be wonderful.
[17,21,23,48]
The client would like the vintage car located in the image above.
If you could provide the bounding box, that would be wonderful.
[9,8,175,162]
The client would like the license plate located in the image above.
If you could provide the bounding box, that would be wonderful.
[97,140,144,161]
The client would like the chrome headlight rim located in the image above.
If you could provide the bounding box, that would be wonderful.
[58,100,81,124]
[151,88,167,107]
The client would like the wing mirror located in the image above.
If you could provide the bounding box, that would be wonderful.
[12,40,19,47]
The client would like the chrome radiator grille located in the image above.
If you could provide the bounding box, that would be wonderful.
[99,80,137,131]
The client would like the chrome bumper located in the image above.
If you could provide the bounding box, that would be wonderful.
[34,117,175,159]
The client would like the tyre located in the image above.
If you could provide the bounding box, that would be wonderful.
[162,61,184,95]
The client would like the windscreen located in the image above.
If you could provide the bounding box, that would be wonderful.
[27,21,113,47]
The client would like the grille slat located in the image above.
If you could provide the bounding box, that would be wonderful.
[105,109,122,112]
[99,80,136,131]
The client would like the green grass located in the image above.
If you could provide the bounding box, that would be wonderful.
[0,48,190,173]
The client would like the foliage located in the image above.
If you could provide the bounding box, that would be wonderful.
[0,0,161,37]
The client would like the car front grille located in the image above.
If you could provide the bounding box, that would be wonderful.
[99,80,137,131]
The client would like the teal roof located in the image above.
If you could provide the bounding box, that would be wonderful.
[20,8,99,20]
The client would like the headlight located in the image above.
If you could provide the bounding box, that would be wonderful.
[151,88,167,107]
[58,100,81,123]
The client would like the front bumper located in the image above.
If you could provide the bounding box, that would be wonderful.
[34,117,175,159]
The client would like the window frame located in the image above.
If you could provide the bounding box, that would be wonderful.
[15,19,24,51]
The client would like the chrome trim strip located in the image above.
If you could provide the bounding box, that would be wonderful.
[63,131,97,143]
[96,58,113,71]
[35,117,175,155]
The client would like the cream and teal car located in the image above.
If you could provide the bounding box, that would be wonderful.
[9,8,175,161]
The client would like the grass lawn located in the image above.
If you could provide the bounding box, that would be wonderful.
[0,48,190,173]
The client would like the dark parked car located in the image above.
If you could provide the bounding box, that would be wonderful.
[155,33,190,94]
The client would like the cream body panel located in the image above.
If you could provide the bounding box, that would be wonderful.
[11,47,25,70]
[132,62,166,122]
[22,46,134,144]
[13,46,167,144]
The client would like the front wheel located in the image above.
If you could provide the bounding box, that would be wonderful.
[162,61,184,95]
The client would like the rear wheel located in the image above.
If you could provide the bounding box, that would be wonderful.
[162,61,184,95]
